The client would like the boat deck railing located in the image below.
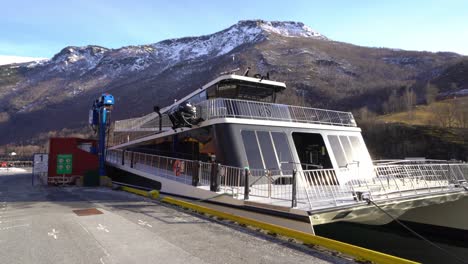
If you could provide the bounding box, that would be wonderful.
[113,98,357,134]
[197,98,357,127]
[106,149,468,211]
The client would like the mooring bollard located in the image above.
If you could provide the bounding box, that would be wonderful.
[244,167,250,200]
[292,169,297,208]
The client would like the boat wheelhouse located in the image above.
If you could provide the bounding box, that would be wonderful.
[107,73,468,228]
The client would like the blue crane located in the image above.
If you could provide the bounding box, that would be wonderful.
[89,93,114,178]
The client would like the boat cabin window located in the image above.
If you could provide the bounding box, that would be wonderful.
[241,130,294,170]
[327,135,368,168]
[187,90,207,105]
[206,81,280,103]
[241,130,264,169]
[292,132,333,170]
[328,136,347,168]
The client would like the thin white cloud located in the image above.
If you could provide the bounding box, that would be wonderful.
[0,55,48,66]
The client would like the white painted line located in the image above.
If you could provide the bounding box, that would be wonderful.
[138,219,152,227]
[0,224,30,231]
[76,221,111,260]
[0,214,28,219]
[0,218,26,224]
[77,222,90,234]
[48,229,59,239]
[97,224,109,233]
[100,257,105,264]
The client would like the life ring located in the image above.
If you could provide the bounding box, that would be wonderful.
[173,160,184,176]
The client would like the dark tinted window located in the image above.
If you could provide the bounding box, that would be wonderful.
[241,130,264,169]
[257,131,279,170]
[188,91,207,105]
[271,132,293,170]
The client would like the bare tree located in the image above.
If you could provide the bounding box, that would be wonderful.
[425,83,439,104]
[431,103,457,128]
[384,90,400,113]
[356,106,376,123]
[404,87,417,120]
[454,98,468,128]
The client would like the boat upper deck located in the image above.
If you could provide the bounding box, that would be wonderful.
[114,98,357,132]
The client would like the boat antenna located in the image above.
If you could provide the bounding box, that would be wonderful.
[243,67,251,77]
[219,68,240,75]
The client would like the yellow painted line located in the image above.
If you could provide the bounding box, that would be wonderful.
[161,197,419,264]
[120,186,160,199]
[121,186,151,197]
[120,187,419,264]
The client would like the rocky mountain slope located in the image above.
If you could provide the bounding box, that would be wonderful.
[0,19,466,146]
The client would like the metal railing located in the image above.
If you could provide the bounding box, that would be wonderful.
[111,131,159,146]
[198,98,356,127]
[114,113,161,132]
[298,163,468,209]
[370,163,468,198]
[106,149,468,211]
[0,160,33,167]
[113,98,357,133]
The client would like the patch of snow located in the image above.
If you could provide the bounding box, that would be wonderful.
[259,21,326,39]
[48,46,108,73]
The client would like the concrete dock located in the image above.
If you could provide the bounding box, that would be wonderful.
[0,170,350,264]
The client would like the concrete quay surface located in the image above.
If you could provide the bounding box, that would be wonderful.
[0,170,349,264]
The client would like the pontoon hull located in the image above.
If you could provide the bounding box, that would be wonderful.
[309,192,468,226]
[398,195,468,231]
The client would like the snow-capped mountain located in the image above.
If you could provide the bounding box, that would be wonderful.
[0,19,465,146]
[30,20,326,78]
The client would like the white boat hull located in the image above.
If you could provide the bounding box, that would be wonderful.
[310,191,468,226]
[399,195,468,231]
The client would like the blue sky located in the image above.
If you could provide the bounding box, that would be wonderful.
[2,0,467,58]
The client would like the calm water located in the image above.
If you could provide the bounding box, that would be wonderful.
[316,222,468,264]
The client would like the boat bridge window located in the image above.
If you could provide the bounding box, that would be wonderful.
[187,90,207,105]
[206,81,280,103]
[241,130,294,170]
[327,135,368,168]
[292,132,333,170]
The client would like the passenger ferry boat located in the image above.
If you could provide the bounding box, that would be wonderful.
[106,72,468,231]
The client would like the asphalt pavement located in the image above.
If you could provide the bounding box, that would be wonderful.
[0,170,350,264]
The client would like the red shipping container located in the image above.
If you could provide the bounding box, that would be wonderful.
[48,137,99,184]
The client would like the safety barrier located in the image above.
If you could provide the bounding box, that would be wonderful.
[107,149,468,211]
[197,98,356,127]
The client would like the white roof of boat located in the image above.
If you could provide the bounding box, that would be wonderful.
[160,74,286,113]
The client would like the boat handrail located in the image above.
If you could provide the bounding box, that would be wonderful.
[373,159,465,165]
[106,149,468,211]
[197,98,357,127]
[113,97,357,132]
